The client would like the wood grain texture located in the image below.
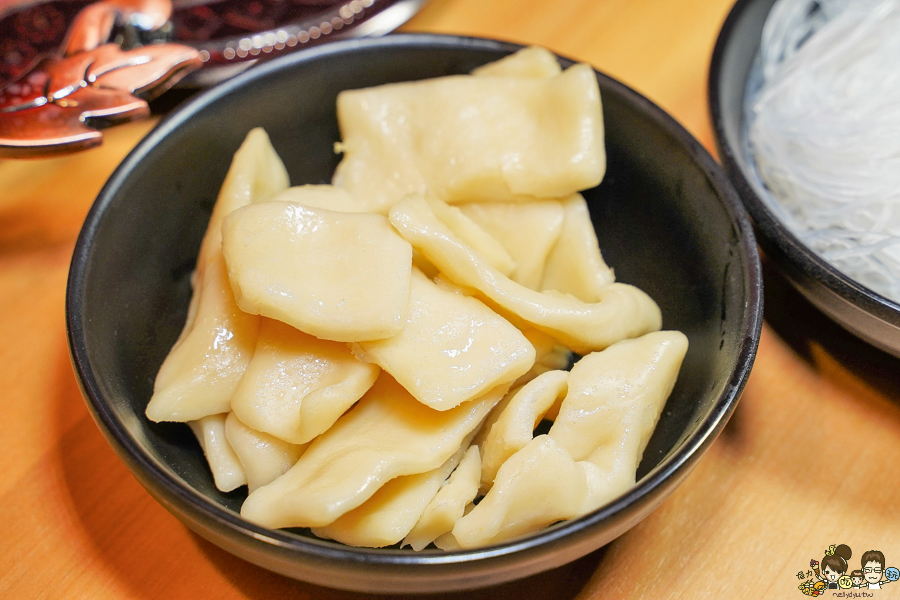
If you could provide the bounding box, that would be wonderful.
[2,0,899,598]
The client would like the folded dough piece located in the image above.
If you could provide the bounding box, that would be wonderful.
[222,201,413,342]
[479,370,568,492]
[434,529,464,551]
[539,194,615,301]
[471,46,562,79]
[507,328,569,389]
[452,331,688,548]
[404,445,482,551]
[147,252,261,422]
[333,59,605,211]
[425,196,516,276]
[189,413,247,492]
[240,374,508,529]
[146,129,288,422]
[269,184,366,213]
[389,195,661,353]
[515,343,573,391]
[313,435,475,548]
[224,412,306,492]
[198,128,290,266]
[460,199,564,289]
[231,318,380,444]
[549,331,689,463]
[354,269,534,411]
[454,435,585,548]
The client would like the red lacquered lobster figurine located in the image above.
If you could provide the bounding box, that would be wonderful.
[0,0,201,157]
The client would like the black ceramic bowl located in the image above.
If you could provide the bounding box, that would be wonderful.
[67,34,762,593]
[710,0,900,358]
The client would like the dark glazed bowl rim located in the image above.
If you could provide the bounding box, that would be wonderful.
[709,0,900,329]
[67,33,763,588]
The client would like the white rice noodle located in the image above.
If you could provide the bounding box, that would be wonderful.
[746,0,900,301]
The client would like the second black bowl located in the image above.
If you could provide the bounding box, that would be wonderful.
[710,0,900,357]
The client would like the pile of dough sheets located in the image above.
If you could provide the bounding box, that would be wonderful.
[145,47,688,550]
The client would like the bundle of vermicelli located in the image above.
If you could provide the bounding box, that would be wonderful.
[745,0,900,302]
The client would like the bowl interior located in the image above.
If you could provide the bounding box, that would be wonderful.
[69,34,760,589]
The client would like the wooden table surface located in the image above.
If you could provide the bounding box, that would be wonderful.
[3,0,900,598]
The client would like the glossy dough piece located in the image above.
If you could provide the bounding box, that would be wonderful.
[453,434,586,548]
[221,201,413,342]
[426,196,516,276]
[471,46,562,79]
[511,329,569,388]
[389,195,661,353]
[224,412,306,492]
[540,194,615,301]
[549,331,689,464]
[197,128,290,267]
[313,436,475,548]
[479,370,568,492]
[240,374,508,529]
[147,252,261,422]
[332,62,605,211]
[354,270,535,411]
[460,199,565,289]
[451,331,688,548]
[270,184,366,213]
[188,414,247,492]
[461,331,565,451]
[516,343,573,392]
[403,445,482,551]
[231,318,379,443]
[146,129,288,423]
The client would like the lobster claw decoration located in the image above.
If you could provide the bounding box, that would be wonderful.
[0,0,202,158]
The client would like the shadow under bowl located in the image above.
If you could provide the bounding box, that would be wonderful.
[67,33,762,593]
[709,0,900,358]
